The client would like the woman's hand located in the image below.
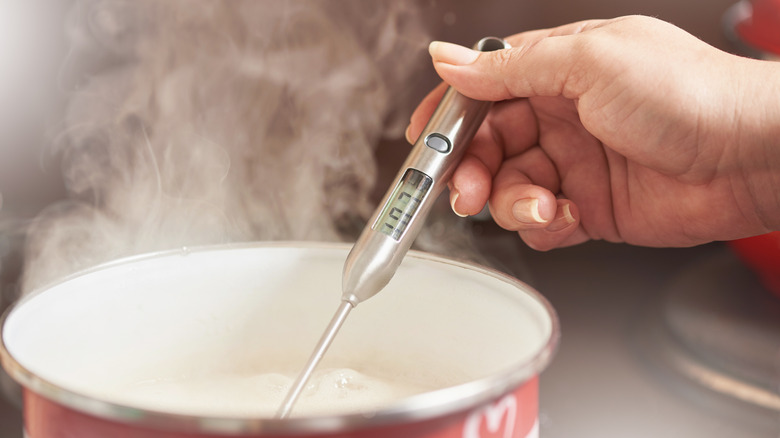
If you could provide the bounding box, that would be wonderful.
[407,15,780,250]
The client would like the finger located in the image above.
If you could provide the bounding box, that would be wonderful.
[444,116,504,216]
[448,153,492,217]
[427,19,612,102]
[488,158,560,231]
[483,97,539,159]
[414,20,600,131]
[449,94,549,216]
[446,94,543,216]
[505,18,609,42]
[517,199,589,251]
[406,82,449,144]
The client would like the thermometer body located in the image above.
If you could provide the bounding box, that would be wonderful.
[342,87,491,304]
[277,37,509,419]
[342,36,509,305]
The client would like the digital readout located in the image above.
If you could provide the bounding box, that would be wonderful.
[374,169,432,241]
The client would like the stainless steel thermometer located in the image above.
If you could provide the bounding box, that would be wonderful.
[276,36,510,419]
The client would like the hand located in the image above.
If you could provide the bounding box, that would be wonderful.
[407,15,780,250]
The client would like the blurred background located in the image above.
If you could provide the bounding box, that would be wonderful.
[1,0,778,436]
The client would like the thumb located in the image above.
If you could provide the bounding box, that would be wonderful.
[428,20,607,101]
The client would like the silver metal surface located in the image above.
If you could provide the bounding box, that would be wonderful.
[275,300,353,419]
[341,36,510,306]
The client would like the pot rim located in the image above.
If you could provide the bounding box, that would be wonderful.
[0,241,559,435]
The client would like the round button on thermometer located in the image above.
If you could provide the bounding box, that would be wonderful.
[424,133,451,153]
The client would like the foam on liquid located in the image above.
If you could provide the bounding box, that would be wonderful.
[113,367,434,417]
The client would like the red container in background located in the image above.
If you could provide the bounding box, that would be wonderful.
[734,0,780,56]
[724,0,780,297]
[729,232,780,297]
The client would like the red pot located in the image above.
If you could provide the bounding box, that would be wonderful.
[1,243,558,437]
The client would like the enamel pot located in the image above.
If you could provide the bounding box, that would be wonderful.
[1,243,558,438]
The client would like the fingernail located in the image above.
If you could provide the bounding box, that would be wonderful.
[429,41,480,66]
[546,203,576,232]
[512,198,545,224]
[450,191,468,217]
[404,124,414,144]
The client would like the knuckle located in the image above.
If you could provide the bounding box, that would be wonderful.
[485,48,522,97]
[490,47,517,71]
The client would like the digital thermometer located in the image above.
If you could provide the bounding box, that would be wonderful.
[277,36,510,419]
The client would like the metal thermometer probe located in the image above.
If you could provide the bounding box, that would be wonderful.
[276,37,510,419]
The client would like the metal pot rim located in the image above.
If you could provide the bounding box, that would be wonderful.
[0,241,560,435]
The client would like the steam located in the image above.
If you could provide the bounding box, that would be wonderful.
[22,0,435,293]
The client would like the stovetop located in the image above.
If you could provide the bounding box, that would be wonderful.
[471,226,780,438]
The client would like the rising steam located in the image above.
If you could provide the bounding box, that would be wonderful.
[22,0,437,293]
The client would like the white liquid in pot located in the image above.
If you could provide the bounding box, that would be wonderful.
[112,367,434,417]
